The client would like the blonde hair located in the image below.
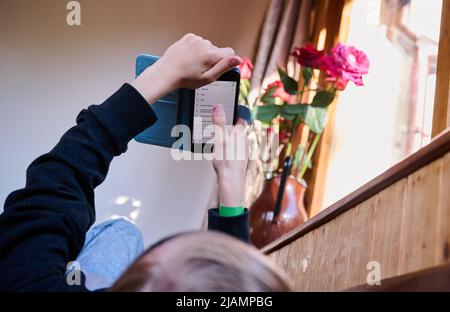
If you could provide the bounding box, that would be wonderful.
[112,231,291,292]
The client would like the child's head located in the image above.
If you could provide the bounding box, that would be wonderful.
[111,231,291,292]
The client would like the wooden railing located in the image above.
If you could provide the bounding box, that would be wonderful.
[262,129,450,291]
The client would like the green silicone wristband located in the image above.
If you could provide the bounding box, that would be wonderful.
[219,205,245,217]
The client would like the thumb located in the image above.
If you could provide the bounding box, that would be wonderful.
[235,118,248,127]
[202,55,241,82]
[212,104,227,128]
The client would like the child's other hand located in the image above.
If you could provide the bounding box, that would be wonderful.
[159,33,241,89]
[131,34,241,103]
[212,104,248,208]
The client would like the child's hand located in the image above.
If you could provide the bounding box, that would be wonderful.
[212,104,249,208]
[159,33,242,89]
[131,34,241,103]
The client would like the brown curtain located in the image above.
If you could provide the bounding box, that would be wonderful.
[249,0,313,104]
[245,0,313,205]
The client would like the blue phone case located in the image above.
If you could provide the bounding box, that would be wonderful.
[134,54,179,148]
[134,54,251,150]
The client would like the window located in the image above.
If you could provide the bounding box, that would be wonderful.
[322,0,443,208]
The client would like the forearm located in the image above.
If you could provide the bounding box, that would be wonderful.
[130,59,176,103]
[210,180,247,241]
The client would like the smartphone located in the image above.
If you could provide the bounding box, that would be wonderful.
[191,69,240,152]
[134,54,242,152]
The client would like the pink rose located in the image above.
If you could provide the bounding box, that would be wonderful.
[291,44,326,69]
[279,128,287,143]
[266,80,291,102]
[332,77,349,91]
[239,57,254,80]
[323,43,369,89]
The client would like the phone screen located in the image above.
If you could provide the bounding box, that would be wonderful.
[192,80,237,144]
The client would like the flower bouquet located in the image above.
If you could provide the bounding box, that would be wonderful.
[242,43,369,248]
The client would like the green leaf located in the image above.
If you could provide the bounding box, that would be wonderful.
[263,97,276,105]
[278,68,298,95]
[280,104,308,123]
[260,85,277,104]
[253,104,281,123]
[301,67,313,87]
[282,104,308,116]
[280,111,295,120]
[311,90,335,108]
[304,106,328,133]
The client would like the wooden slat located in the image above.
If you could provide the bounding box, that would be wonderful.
[269,249,280,264]
[306,221,337,291]
[437,153,450,264]
[302,229,322,291]
[294,230,315,291]
[319,218,339,291]
[398,159,443,274]
[308,227,328,291]
[277,244,290,273]
[285,238,302,282]
[432,0,450,137]
[344,196,377,288]
[370,179,406,279]
[262,129,450,254]
[326,209,354,291]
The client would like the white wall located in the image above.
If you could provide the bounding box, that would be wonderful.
[0,0,268,246]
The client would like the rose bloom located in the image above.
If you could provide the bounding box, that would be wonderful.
[291,44,325,69]
[278,128,288,143]
[239,57,254,80]
[322,43,369,89]
[331,77,349,91]
[266,80,291,102]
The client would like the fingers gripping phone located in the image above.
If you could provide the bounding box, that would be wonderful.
[134,54,243,153]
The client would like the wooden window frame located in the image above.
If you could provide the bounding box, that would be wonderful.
[432,0,450,136]
[302,0,353,217]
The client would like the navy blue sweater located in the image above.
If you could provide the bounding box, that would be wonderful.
[0,84,249,291]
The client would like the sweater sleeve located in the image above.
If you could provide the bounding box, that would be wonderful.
[0,83,157,291]
[207,208,250,243]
